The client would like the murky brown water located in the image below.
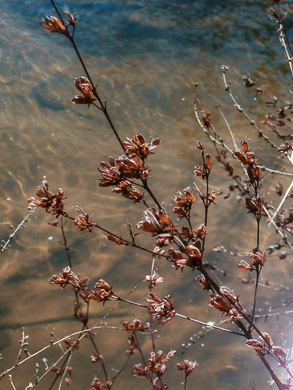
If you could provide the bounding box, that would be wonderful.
[0,1,293,389]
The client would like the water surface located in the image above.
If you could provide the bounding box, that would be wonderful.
[0,1,293,389]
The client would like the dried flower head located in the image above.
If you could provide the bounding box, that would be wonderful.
[238,260,253,271]
[152,350,176,373]
[146,292,176,324]
[196,274,210,289]
[28,180,67,218]
[173,187,195,219]
[234,140,256,166]
[123,134,160,159]
[41,16,68,35]
[72,76,95,106]
[262,332,274,349]
[228,307,242,321]
[146,272,164,287]
[195,224,207,238]
[246,339,265,353]
[49,266,87,290]
[245,196,263,216]
[209,292,231,313]
[126,334,137,356]
[98,153,150,197]
[251,248,266,266]
[176,359,198,376]
[123,319,150,333]
[99,157,122,187]
[112,180,144,203]
[74,213,94,232]
[80,279,117,305]
[90,378,111,390]
[137,208,172,235]
[272,346,287,360]
[219,286,238,302]
[133,363,149,377]
[115,154,150,180]
[64,7,78,26]
[138,350,176,376]
[168,248,200,271]
[91,352,103,363]
[63,337,79,350]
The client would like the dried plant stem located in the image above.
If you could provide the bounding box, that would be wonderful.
[259,355,284,390]
[57,352,72,390]
[175,313,243,336]
[32,345,73,389]
[50,0,164,210]
[134,333,148,367]
[8,375,17,390]
[111,355,131,385]
[195,87,293,178]
[259,166,293,177]
[0,325,121,381]
[47,351,72,390]
[194,89,233,154]
[221,66,278,150]
[274,3,293,81]
[60,217,72,268]
[216,106,238,150]
[268,178,293,227]
[59,221,110,386]
[251,270,260,324]
[100,293,244,336]
[0,209,35,255]
[67,212,168,258]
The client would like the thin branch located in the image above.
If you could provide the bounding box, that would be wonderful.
[0,210,35,255]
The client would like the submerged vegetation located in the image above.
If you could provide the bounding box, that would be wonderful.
[1,0,293,389]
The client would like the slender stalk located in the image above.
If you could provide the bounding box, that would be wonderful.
[183,375,187,390]
[47,352,72,390]
[259,355,284,390]
[149,256,157,353]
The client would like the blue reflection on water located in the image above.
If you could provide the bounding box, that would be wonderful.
[1,0,282,61]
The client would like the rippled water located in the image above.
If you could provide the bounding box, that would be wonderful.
[0,0,293,389]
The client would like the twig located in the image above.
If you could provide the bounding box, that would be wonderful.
[0,210,35,255]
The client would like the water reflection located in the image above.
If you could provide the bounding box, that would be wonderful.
[0,0,292,389]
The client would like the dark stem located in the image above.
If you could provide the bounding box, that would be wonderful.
[250,268,260,326]
[59,218,110,387]
[68,37,127,153]
[184,375,187,390]
[259,354,284,390]
[50,0,66,25]
[47,351,72,390]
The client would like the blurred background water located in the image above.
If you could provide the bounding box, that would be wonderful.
[0,0,293,389]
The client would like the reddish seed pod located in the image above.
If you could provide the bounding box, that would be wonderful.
[205,154,212,170]
[272,346,287,359]
[238,260,252,271]
[195,275,210,289]
[262,332,273,348]
[241,140,249,152]
[246,339,264,351]
[219,286,238,302]
[209,294,231,312]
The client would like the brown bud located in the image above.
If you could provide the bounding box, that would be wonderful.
[272,346,287,359]
[262,332,273,348]
[205,154,212,170]
[238,260,252,271]
[246,339,264,352]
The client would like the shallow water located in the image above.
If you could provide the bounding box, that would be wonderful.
[0,1,293,389]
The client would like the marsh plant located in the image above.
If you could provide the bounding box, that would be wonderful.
[1,0,293,389]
